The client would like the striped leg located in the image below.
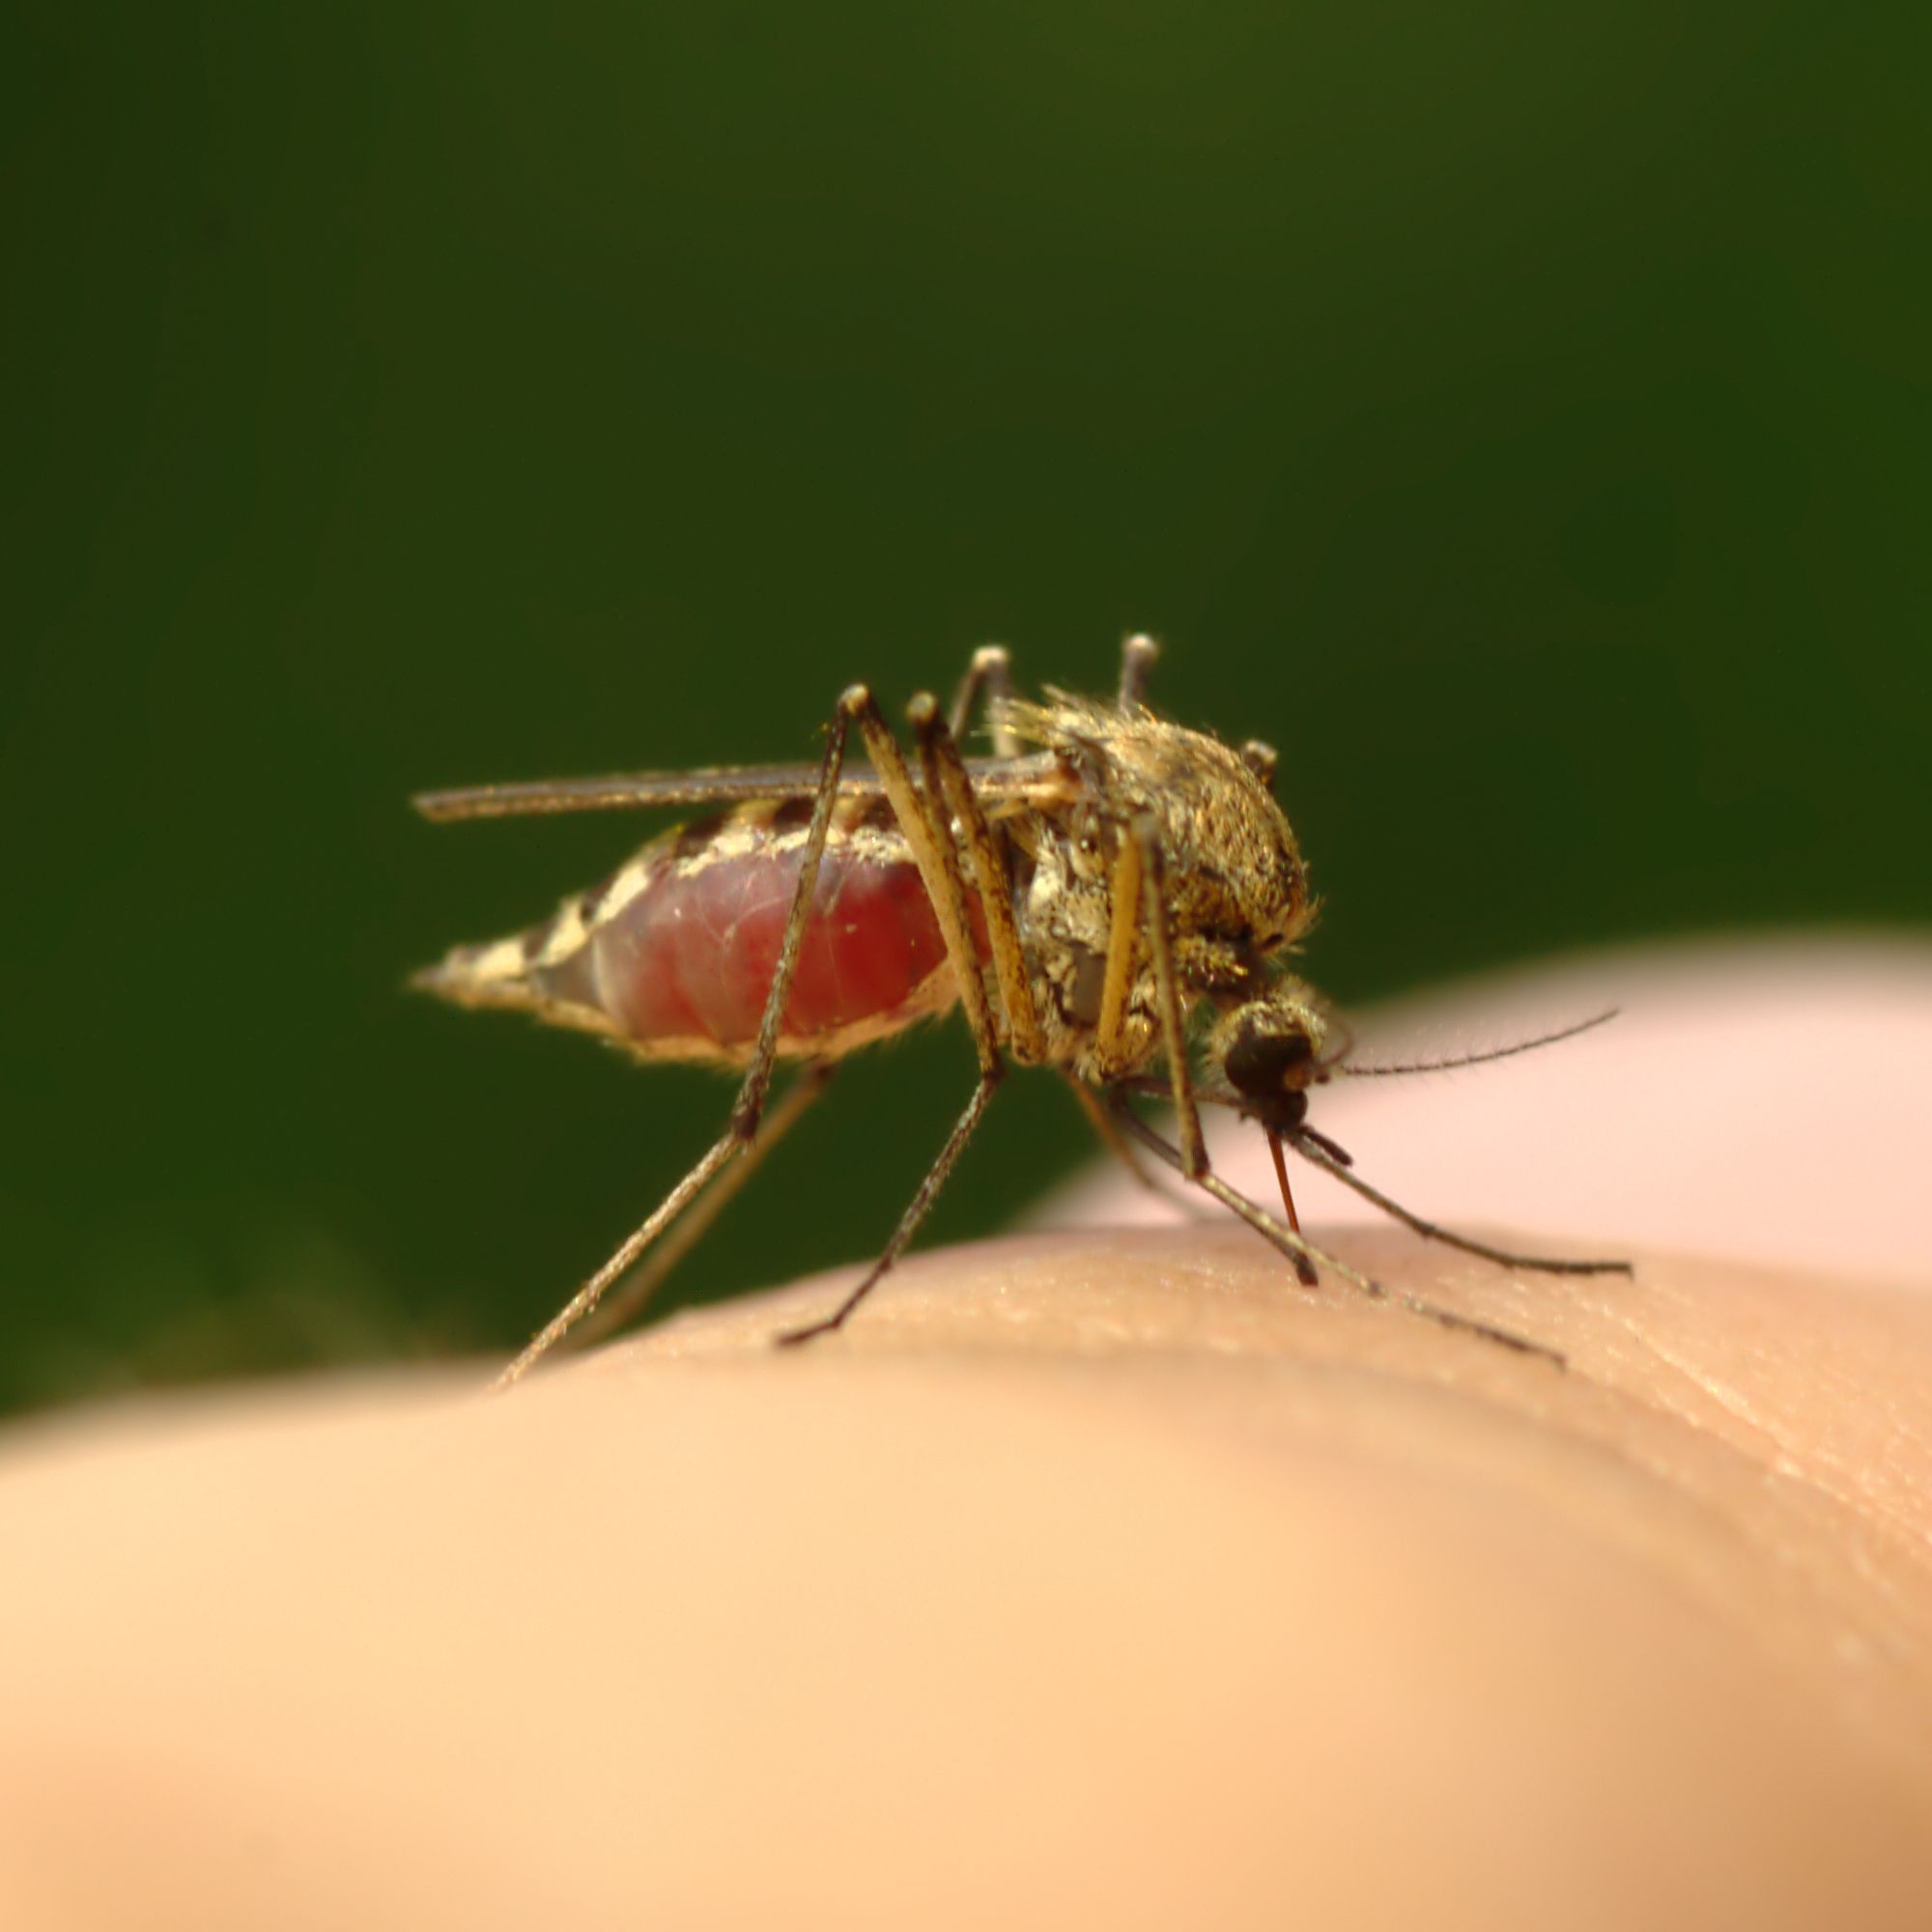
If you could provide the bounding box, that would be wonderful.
[772,690,1009,1345]
[775,1076,1000,1346]
[494,688,909,1388]
[915,700,1048,1065]
[1287,1128,1631,1279]
[565,1062,838,1354]
[491,702,860,1387]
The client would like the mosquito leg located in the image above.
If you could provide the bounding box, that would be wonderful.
[567,1062,839,1353]
[908,696,1004,1079]
[1058,1069,1216,1216]
[1107,1100,1564,1366]
[1130,818,1209,1167]
[1287,1130,1633,1278]
[730,695,861,1140]
[728,691,1017,1354]
[494,695,862,1388]
[1078,821,1203,1212]
[918,702,1049,1065]
[492,1135,738,1388]
[776,1073,1000,1345]
[1062,1069,1162,1195]
[1136,811,1308,1286]
[1118,633,1159,710]
[1093,833,1144,1077]
[948,644,1020,755]
[1105,1094,1364,1291]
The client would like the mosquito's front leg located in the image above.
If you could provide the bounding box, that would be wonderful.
[1111,823,1566,1362]
[1288,1130,1633,1279]
[1105,1097,1565,1366]
[1130,817,1208,1174]
[1092,833,1145,1082]
[1134,810,1314,1291]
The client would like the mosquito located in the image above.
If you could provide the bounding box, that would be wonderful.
[413,636,1629,1386]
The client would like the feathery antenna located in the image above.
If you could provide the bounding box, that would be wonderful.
[1336,1008,1618,1078]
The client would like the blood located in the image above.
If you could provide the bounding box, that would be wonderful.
[592,839,991,1051]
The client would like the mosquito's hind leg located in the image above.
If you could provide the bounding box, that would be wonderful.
[567,1061,838,1355]
[492,1136,738,1389]
[493,695,866,1389]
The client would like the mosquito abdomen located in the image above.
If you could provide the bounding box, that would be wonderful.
[416,810,991,1062]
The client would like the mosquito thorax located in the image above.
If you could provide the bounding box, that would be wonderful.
[1112,721,1307,951]
[1002,699,1309,941]
[994,706,1315,1081]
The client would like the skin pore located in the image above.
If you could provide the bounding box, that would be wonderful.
[0,940,1927,1928]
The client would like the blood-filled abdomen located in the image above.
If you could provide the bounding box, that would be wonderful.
[447,812,994,1061]
[607,839,972,1049]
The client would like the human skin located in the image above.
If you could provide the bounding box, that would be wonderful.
[1,940,1928,1930]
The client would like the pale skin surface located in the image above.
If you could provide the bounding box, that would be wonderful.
[1,940,1928,1930]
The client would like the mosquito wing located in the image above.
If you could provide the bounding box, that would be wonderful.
[413,753,1065,823]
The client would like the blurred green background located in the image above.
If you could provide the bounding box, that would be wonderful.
[6,3,1924,1410]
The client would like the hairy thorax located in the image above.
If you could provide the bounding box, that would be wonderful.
[999,711,1314,1084]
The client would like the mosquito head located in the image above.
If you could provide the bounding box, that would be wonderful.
[1208,982,1332,1132]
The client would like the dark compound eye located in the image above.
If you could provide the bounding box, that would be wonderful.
[1224,1020,1313,1099]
